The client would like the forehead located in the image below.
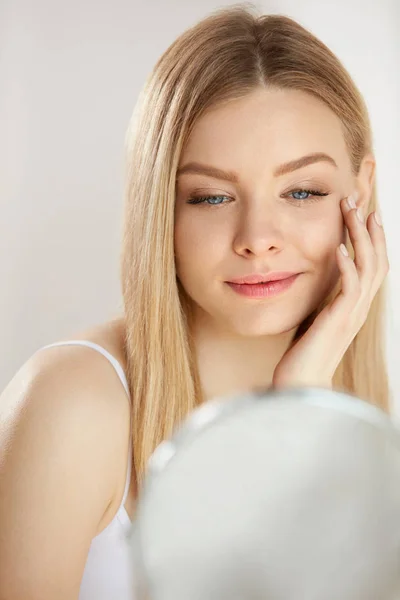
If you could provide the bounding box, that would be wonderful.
[181,88,350,173]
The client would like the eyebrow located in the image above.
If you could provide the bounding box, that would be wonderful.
[176,152,338,183]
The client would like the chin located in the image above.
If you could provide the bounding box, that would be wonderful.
[217,312,302,338]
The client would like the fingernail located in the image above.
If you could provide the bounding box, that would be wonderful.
[356,208,364,223]
[374,210,382,226]
[346,194,356,211]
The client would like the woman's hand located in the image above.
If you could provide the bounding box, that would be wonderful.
[272,192,389,390]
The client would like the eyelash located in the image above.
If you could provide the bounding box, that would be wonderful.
[186,188,330,207]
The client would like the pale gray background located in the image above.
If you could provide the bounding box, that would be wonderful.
[1,0,399,411]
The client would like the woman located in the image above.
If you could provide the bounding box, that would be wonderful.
[0,4,390,599]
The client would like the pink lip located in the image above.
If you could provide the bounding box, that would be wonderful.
[226,273,301,298]
[227,271,300,285]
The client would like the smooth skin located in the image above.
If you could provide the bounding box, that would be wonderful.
[272,193,388,389]
[174,87,386,400]
[0,321,133,599]
[0,87,387,598]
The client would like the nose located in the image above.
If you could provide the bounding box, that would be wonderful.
[232,206,285,257]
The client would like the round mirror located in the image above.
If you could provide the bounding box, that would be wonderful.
[130,387,400,600]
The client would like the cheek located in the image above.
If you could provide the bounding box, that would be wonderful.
[174,214,225,281]
[296,210,344,266]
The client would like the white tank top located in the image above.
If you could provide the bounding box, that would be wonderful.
[40,340,135,600]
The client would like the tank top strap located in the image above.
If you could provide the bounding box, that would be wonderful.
[40,340,130,396]
[39,339,132,512]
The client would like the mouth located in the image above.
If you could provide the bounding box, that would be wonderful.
[225,273,301,299]
[226,272,301,285]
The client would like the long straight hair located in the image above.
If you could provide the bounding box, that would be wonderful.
[121,3,390,488]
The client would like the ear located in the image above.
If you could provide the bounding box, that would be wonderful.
[355,153,376,209]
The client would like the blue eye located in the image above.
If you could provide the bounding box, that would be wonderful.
[186,189,329,206]
[288,189,329,201]
[186,194,230,206]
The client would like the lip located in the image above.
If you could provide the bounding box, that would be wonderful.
[226,271,300,285]
[226,273,301,299]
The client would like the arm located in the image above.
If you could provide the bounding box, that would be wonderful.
[0,348,130,600]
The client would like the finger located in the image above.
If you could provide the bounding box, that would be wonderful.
[365,210,390,295]
[341,196,376,284]
[326,243,360,320]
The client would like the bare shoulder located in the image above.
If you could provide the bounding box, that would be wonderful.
[0,317,131,599]
[1,317,130,440]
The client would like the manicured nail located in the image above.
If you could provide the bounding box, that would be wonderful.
[356,208,364,223]
[346,195,356,211]
[374,210,382,226]
[340,243,349,256]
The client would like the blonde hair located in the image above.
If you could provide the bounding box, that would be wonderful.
[121,2,391,487]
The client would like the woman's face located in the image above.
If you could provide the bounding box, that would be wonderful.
[174,87,356,337]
